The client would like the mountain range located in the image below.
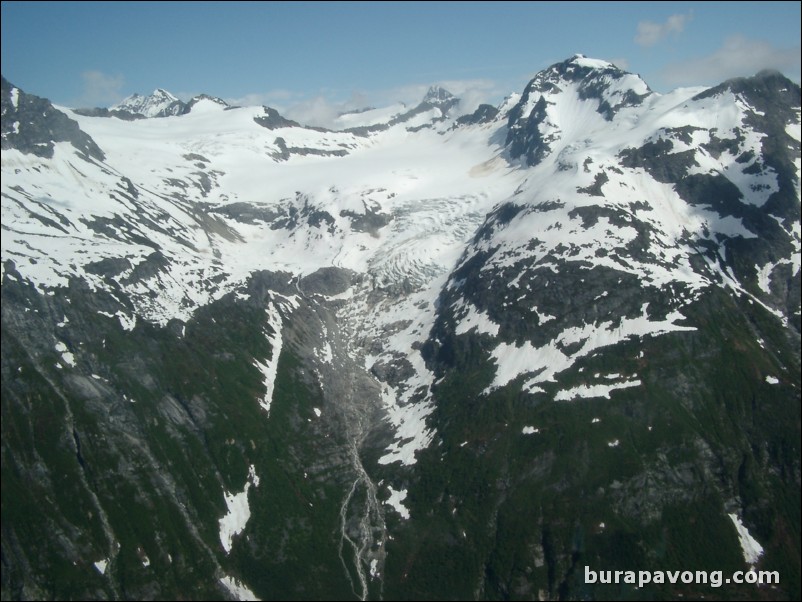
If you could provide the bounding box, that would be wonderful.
[2,54,800,600]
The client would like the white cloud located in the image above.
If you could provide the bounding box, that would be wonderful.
[279,91,373,129]
[635,13,691,47]
[661,35,801,87]
[436,78,500,116]
[365,79,501,119]
[609,57,631,71]
[275,79,503,129]
[77,70,125,107]
[171,91,202,102]
[225,89,302,108]
[282,95,348,129]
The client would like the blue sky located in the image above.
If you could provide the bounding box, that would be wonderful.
[2,1,799,125]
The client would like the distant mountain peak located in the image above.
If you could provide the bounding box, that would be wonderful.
[152,87,176,97]
[183,94,230,114]
[148,88,178,103]
[112,88,184,118]
[423,85,455,104]
[187,93,228,106]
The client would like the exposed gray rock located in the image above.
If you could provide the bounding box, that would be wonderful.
[1,76,104,161]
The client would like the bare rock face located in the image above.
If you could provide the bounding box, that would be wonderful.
[2,76,104,160]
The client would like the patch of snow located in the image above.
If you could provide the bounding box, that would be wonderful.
[252,305,283,416]
[54,341,75,367]
[317,341,333,363]
[534,307,556,324]
[218,488,251,554]
[116,311,136,331]
[555,379,641,401]
[785,121,801,142]
[728,513,764,565]
[765,375,779,385]
[377,397,435,466]
[522,426,540,435]
[218,465,260,554]
[248,464,260,488]
[454,301,500,336]
[607,439,620,447]
[486,307,693,395]
[385,486,410,519]
[757,259,793,295]
[220,576,261,601]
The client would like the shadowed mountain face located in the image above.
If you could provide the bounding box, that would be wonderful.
[2,55,800,600]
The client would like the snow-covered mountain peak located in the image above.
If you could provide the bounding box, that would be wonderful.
[505,55,654,166]
[569,53,616,69]
[184,93,230,114]
[112,88,182,117]
[522,55,651,107]
[150,87,178,101]
[558,54,632,77]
